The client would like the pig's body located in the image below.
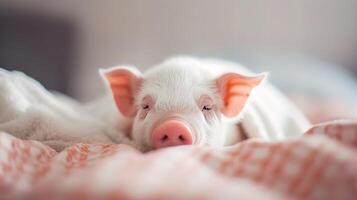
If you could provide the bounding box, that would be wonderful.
[101,57,311,150]
[200,58,310,144]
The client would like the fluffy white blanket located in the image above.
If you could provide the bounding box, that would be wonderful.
[0,69,136,151]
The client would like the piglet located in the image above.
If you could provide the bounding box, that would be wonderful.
[100,57,311,151]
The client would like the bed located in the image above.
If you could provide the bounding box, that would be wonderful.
[0,120,356,200]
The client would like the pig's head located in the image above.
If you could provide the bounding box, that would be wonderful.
[101,58,265,151]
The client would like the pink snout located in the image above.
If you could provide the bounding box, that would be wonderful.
[152,120,193,149]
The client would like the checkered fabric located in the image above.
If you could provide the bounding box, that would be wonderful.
[1,120,356,200]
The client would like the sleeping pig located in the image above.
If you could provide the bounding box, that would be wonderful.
[99,57,311,151]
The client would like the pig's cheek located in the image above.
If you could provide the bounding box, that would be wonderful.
[137,112,152,145]
[210,122,226,146]
[188,121,206,145]
[132,121,149,148]
[132,117,153,149]
[201,113,224,146]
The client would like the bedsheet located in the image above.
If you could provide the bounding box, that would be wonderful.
[0,120,356,200]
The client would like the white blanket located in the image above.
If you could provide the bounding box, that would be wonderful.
[0,69,135,151]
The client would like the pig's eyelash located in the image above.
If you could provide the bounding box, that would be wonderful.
[202,105,212,111]
[142,104,150,110]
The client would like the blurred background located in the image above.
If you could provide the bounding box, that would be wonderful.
[1,0,357,122]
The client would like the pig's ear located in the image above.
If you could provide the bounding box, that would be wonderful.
[216,72,267,118]
[100,66,143,117]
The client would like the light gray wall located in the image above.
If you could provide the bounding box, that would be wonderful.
[1,0,357,101]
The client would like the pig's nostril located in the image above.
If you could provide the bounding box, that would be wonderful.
[161,134,169,142]
[178,135,185,141]
[160,134,186,143]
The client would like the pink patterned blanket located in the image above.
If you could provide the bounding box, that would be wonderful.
[1,120,356,200]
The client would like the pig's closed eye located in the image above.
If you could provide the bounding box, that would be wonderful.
[199,95,214,113]
[139,103,151,120]
[142,104,150,110]
[201,104,215,122]
[139,95,154,120]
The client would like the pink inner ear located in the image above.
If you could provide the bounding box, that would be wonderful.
[217,73,265,118]
[105,69,142,117]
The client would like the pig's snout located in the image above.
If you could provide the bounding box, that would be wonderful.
[152,120,193,149]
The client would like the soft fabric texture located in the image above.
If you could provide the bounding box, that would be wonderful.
[0,69,136,152]
[0,120,356,200]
